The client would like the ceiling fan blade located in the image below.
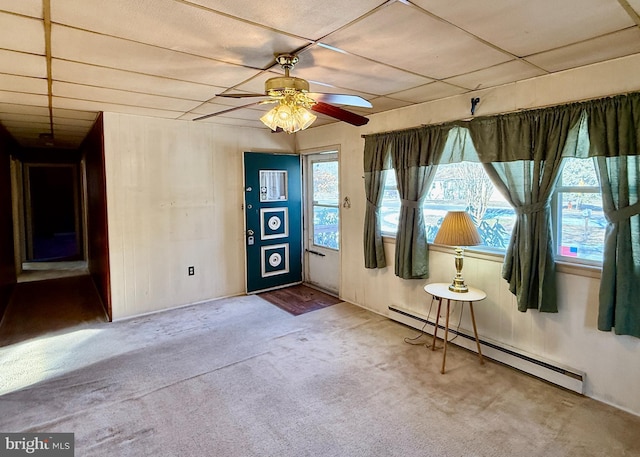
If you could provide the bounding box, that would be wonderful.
[311,102,369,126]
[193,102,262,121]
[215,93,267,98]
[309,93,372,108]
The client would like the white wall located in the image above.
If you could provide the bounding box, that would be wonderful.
[297,53,640,416]
[103,113,295,319]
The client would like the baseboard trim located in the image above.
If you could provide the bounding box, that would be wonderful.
[388,305,585,394]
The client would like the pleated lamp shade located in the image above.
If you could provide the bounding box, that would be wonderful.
[433,211,481,247]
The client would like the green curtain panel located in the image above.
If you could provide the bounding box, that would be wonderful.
[588,92,640,337]
[467,106,584,312]
[391,126,449,279]
[363,134,393,269]
[595,156,640,337]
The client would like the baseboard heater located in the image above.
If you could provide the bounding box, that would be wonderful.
[388,305,585,394]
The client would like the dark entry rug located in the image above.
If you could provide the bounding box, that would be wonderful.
[258,284,342,316]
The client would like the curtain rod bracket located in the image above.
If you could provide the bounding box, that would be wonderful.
[471,97,480,115]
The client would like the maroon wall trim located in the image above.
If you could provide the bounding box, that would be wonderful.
[82,113,112,320]
[0,126,17,321]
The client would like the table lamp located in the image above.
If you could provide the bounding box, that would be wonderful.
[433,211,481,293]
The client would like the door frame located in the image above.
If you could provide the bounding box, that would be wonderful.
[22,162,83,262]
[301,146,341,296]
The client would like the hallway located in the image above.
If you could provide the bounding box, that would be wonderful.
[0,274,107,347]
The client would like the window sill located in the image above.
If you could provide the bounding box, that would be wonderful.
[381,236,602,279]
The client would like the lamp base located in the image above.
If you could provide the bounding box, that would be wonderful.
[448,277,469,293]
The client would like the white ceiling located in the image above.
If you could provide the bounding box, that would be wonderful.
[1,0,639,149]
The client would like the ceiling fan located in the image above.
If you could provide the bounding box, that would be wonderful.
[194,54,372,133]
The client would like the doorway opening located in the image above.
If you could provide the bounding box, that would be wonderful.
[24,163,82,262]
[17,161,87,283]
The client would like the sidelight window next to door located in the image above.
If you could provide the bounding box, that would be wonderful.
[311,160,339,250]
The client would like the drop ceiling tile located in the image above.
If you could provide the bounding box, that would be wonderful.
[526,28,640,73]
[52,108,99,121]
[0,113,49,124]
[0,109,49,122]
[229,72,278,95]
[190,100,262,116]
[1,120,50,130]
[188,0,383,41]
[0,0,43,18]
[357,97,414,113]
[52,25,261,87]
[389,81,468,104]
[0,50,46,78]
[412,0,634,57]
[0,103,49,116]
[293,46,433,96]
[309,116,337,127]
[0,91,48,107]
[53,118,95,128]
[307,82,374,100]
[629,0,640,11]
[0,74,47,94]
[51,0,309,67]
[53,81,201,112]
[5,127,46,137]
[191,114,264,129]
[53,127,89,136]
[53,97,183,119]
[322,2,512,80]
[0,12,45,55]
[215,106,271,122]
[52,60,221,102]
[444,60,546,91]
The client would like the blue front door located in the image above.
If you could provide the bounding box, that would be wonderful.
[244,152,302,293]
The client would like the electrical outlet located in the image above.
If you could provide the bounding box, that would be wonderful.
[188,266,195,276]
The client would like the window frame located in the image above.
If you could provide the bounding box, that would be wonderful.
[380,160,604,270]
[551,157,603,267]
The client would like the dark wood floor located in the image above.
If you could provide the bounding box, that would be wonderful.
[258,284,342,316]
[0,275,107,346]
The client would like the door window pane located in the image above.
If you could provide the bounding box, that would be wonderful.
[313,206,339,249]
[312,160,339,250]
[312,161,339,204]
[260,170,288,202]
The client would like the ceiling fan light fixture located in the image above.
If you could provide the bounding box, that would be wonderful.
[260,91,317,133]
[295,107,317,130]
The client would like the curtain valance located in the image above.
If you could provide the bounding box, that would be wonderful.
[365,91,640,164]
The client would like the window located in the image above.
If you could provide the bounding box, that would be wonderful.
[311,159,339,250]
[553,157,604,263]
[380,158,605,264]
[380,163,516,250]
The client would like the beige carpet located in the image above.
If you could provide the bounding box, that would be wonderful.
[0,295,638,456]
